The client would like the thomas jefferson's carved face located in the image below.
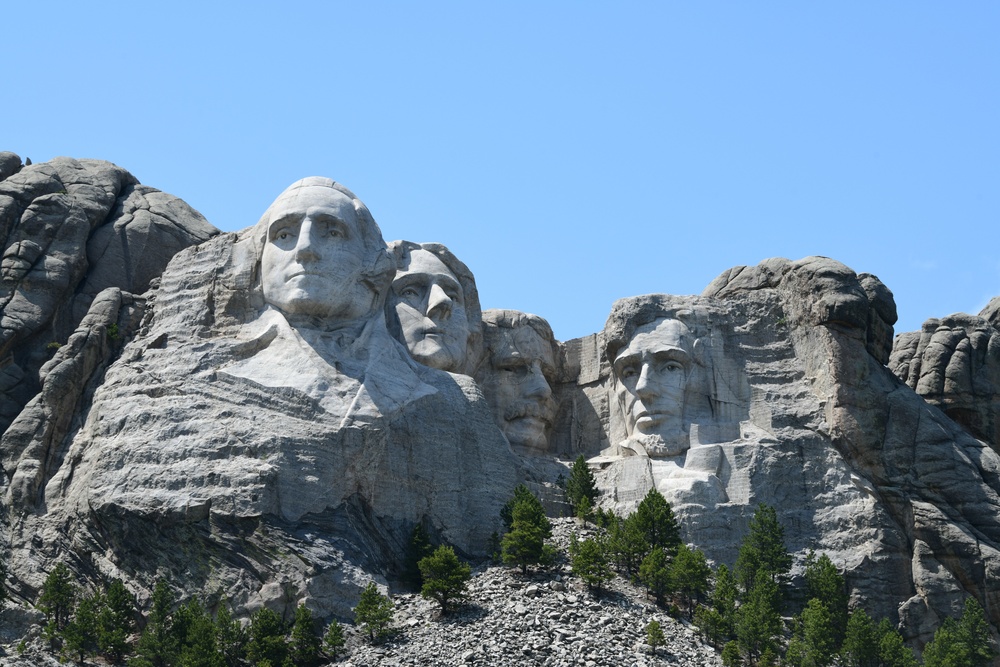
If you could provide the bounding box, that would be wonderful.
[261,186,373,321]
[390,249,470,372]
[613,318,692,456]
[482,324,557,455]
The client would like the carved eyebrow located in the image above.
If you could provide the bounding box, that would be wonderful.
[652,348,690,364]
[613,352,641,374]
[268,212,302,235]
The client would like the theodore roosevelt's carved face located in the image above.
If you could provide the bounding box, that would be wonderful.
[479,318,557,455]
[261,185,373,321]
[389,249,470,372]
[612,318,693,457]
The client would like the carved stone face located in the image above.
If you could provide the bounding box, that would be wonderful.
[612,318,692,457]
[482,324,557,455]
[261,186,373,321]
[389,249,470,372]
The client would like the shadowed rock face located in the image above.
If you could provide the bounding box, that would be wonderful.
[3,155,1000,651]
[0,152,217,435]
[3,174,520,623]
[890,308,1000,453]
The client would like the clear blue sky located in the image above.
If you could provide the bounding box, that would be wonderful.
[6,3,998,341]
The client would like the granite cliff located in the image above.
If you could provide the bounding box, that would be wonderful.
[0,154,998,656]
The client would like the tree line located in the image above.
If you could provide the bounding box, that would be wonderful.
[11,453,999,666]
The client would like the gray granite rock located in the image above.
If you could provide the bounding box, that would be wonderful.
[0,156,217,436]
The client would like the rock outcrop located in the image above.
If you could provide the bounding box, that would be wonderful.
[889,305,1000,450]
[2,154,1000,657]
[0,153,217,435]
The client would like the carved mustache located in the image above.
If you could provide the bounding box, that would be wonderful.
[504,401,555,425]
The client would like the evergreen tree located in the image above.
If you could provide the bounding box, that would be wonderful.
[638,547,672,606]
[631,488,682,555]
[784,598,837,667]
[100,578,137,664]
[501,488,555,574]
[38,561,77,642]
[63,590,103,664]
[608,515,650,577]
[721,640,742,667]
[695,562,738,648]
[565,455,599,517]
[418,544,471,614]
[841,608,879,667]
[694,606,729,650]
[875,619,917,667]
[403,523,434,589]
[245,607,288,666]
[500,484,538,531]
[571,534,613,592]
[671,544,712,619]
[734,571,781,666]
[174,598,223,667]
[290,604,321,667]
[214,602,247,667]
[131,578,178,667]
[645,620,665,653]
[354,582,394,643]
[323,619,346,661]
[803,551,848,646]
[733,504,791,595]
[923,597,996,667]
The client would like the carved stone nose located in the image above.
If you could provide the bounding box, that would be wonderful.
[426,282,453,318]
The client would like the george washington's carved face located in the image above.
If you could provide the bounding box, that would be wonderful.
[261,186,373,321]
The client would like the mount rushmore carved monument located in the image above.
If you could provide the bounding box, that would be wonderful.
[0,153,999,648]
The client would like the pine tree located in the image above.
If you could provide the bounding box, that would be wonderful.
[608,515,649,577]
[571,534,613,592]
[785,598,837,667]
[734,504,791,595]
[404,523,434,589]
[565,455,599,517]
[418,544,472,614]
[131,578,178,667]
[875,619,917,667]
[645,620,665,653]
[63,590,103,664]
[803,551,848,646]
[670,544,711,619]
[841,608,879,667]
[290,604,321,667]
[923,597,996,667]
[38,561,77,643]
[214,602,247,667]
[246,607,288,666]
[99,578,136,664]
[631,488,682,555]
[500,484,538,531]
[174,598,223,667]
[638,547,672,606]
[501,488,555,574]
[323,619,346,660]
[734,571,781,666]
[354,582,394,643]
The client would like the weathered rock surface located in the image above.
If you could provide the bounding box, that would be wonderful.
[890,305,1000,450]
[547,256,1000,648]
[3,181,523,628]
[0,153,217,435]
[3,153,1000,659]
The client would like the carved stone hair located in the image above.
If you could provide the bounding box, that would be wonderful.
[603,295,696,365]
[247,177,395,308]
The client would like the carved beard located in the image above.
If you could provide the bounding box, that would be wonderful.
[626,429,688,458]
